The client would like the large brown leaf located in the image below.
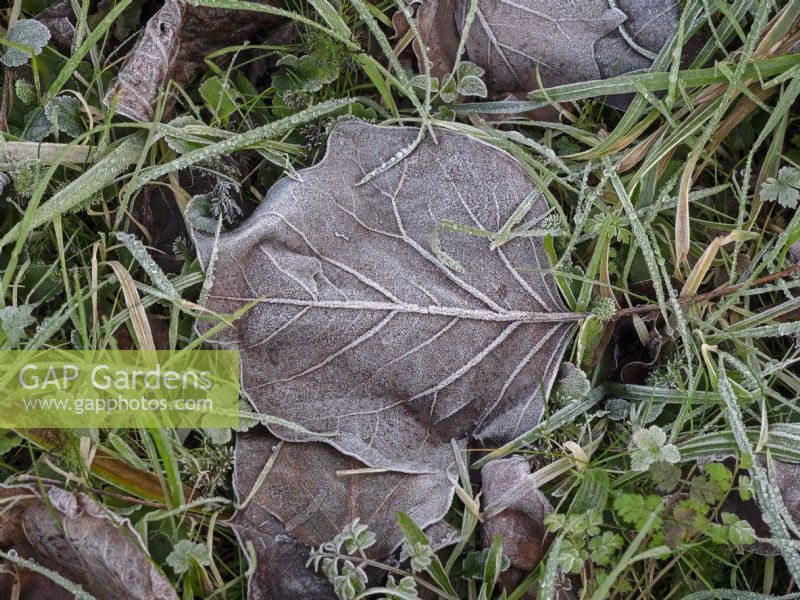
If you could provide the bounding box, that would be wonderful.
[233,428,454,559]
[415,0,683,106]
[0,484,176,600]
[193,120,577,474]
[104,0,281,121]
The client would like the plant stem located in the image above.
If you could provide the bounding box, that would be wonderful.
[615,264,800,318]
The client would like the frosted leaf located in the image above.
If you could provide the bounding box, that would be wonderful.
[192,121,577,474]
[0,304,36,348]
[166,540,209,575]
[272,52,342,94]
[44,95,84,137]
[232,428,451,597]
[415,0,685,108]
[23,108,53,142]
[480,456,552,591]
[1,19,50,67]
[14,79,36,105]
[629,425,681,472]
[234,429,453,557]
[457,74,488,98]
[760,166,800,209]
[104,0,282,122]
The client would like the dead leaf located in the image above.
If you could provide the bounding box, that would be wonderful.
[0,484,177,600]
[192,120,577,474]
[415,0,683,107]
[230,437,335,600]
[233,428,455,560]
[480,456,552,592]
[36,0,77,48]
[104,0,281,121]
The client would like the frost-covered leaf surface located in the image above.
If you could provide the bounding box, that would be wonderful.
[194,120,576,473]
[44,95,84,137]
[0,485,177,600]
[1,19,51,67]
[415,0,682,105]
[233,428,454,558]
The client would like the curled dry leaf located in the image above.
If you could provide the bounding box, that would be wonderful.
[0,484,176,600]
[480,456,553,594]
[611,314,666,385]
[414,0,683,107]
[233,428,453,558]
[193,120,576,474]
[36,0,76,48]
[104,0,281,121]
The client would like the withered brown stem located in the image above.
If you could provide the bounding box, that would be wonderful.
[614,263,800,319]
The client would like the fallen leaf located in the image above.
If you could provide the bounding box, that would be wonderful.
[481,456,552,592]
[104,0,281,121]
[414,0,684,107]
[0,484,177,600]
[230,509,335,600]
[35,0,76,48]
[233,428,454,560]
[193,120,577,474]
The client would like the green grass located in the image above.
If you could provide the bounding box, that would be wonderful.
[2,0,800,598]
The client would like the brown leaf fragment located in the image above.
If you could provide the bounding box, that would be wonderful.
[233,428,455,559]
[719,459,800,556]
[36,0,77,48]
[229,467,334,600]
[480,456,552,590]
[414,0,685,108]
[193,120,576,474]
[0,484,177,600]
[414,0,460,80]
[104,0,281,121]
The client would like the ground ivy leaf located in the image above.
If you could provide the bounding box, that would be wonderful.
[760,166,800,209]
[0,304,36,348]
[1,19,51,67]
[166,540,210,575]
[44,95,85,137]
[192,120,576,473]
[0,484,177,599]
